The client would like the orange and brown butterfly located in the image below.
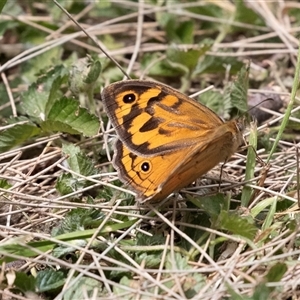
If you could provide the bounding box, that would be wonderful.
[101,80,245,203]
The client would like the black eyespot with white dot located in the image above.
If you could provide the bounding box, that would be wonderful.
[140,161,151,174]
[123,93,136,104]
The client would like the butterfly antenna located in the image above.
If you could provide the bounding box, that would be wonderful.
[247,98,274,113]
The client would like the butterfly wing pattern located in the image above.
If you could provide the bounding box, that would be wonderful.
[101,80,244,202]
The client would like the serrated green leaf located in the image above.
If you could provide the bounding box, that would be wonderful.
[62,144,97,176]
[226,285,248,300]
[158,15,194,44]
[234,0,265,26]
[57,144,97,195]
[20,65,67,119]
[199,89,231,119]
[252,283,271,300]
[177,21,195,44]
[84,59,101,84]
[114,276,135,296]
[69,56,101,97]
[165,253,205,296]
[195,56,243,75]
[45,75,67,116]
[63,277,100,300]
[135,253,162,268]
[14,271,36,293]
[21,85,49,119]
[167,47,207,72]
[52,208,105,236]
[0,0,8,13]
[36,65,69,87]
[52,239,90,258]
[0,124,41,152]
[47,97,99,136]
[265,262,287,282]
[0,179,11,189]
[136,233,165,247]
[0,219,137,264]
[218,210,257,240]
[229,63,249,112]
[22,48,64,84]
[146,42,212,78]
[189,194,227,219]
[165,252,189,271]
[40,120,81,135]
[56,173,79,195]
[36,269,66,292]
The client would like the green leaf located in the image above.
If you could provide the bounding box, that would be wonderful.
[130,234,165,268]
[114,276,136,296]
[0,123,41,152]
[62,144,97,176]
[52,208,105,236]
[227,285,249,300]
[176,20,195,44]
[250,197,276,218]
[1,0,22,17]
[45,75,67,117]
[241,122,258,207]
[165,253,205,296]
[135,253,162,268]
[145,42,211,79]
[36,65,69,92]
[0,219,137,264]
[234,0,265,26]
[199,89,231,119]
[21,85,49,120]
[69,56,101,94]
[195,56,243,75]
[14,272,36,293]
[189,194,228,220]
[252,283,271,300]
[167,47,209,72]
[265,262,287,282]
[40,120,81,135]
[0,179,11,189]
[47,97,100,136]
[36,269,66,292]
[63,277,100,300]
[22,47,63,84]
[158,14,194,44]
[56,144,98,195]
[218,210,257,240]
[229,63,249,112]
[56,173,80,195]
[0,0,8,13]
[84,59,102,84]
[21,65,68,120]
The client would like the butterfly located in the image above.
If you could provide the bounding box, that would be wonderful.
[101,80,245,203]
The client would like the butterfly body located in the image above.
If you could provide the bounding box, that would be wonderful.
[101,80,244,202]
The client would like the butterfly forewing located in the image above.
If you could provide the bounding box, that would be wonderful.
[102,80,224,156]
